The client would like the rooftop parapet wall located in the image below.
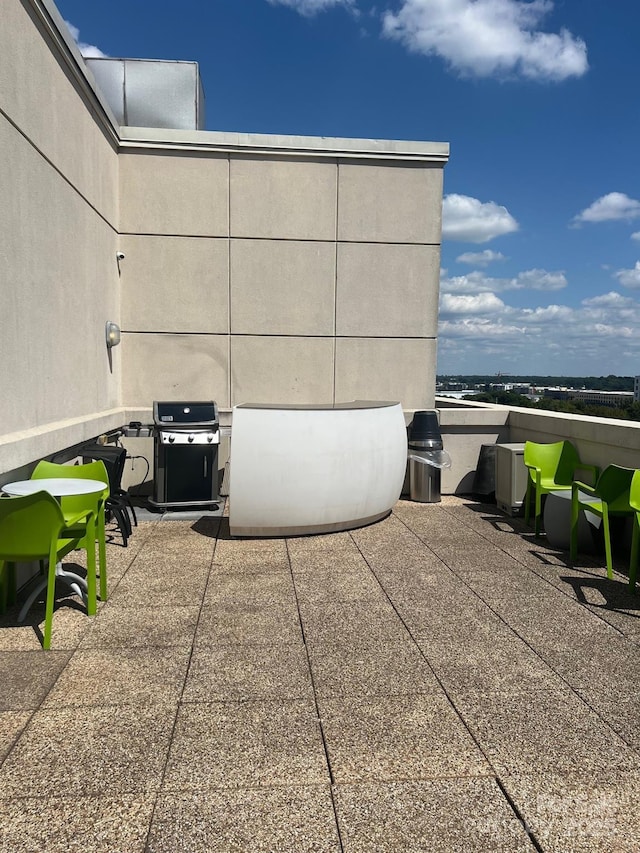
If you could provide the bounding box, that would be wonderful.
[507,406,640,469]
[434,398,640,495]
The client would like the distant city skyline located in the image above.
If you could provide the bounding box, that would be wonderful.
[56,0,640,375]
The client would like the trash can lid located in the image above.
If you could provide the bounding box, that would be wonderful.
[409,410,442,442]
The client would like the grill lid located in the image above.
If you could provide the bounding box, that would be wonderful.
[153,400,219,429]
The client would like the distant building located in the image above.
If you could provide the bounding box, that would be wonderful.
[541,387,570,401]
[489,383,531,394]
[436,390,482,400]
[568,390,634,408]
[539,387,633,408]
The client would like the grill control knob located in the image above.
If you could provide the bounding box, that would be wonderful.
[207,434,213,442]
[188,434,195,443]
[168,434,175,443]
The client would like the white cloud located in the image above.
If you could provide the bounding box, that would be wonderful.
[382,0,588,82]
[440,292,506,315]
[515,269,567,291]
[614,261,640,289]
[456,249,506,266]
[439,253,640,372]
[442,271,508,293]
[632,232,640,242]
[437,294,640,375]
[438,318,528,339]
[571,192,640,227]
[441,267,566,295]
[266,0,355,15]
[582,291,636,309]
[64,20,107,58]
[519,304,573,323]
[591,323,634,338]
[442,194,518,243]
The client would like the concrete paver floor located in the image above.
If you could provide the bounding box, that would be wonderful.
[1,496,640,851]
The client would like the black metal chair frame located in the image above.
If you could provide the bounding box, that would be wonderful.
[82,444,137,545]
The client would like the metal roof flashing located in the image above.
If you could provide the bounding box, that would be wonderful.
[118,126,450,163]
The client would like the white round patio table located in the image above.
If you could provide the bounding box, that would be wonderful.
[1,477,107,619]
[2,478,107,498]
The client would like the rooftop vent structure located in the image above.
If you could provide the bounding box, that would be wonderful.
[85,58,205,130]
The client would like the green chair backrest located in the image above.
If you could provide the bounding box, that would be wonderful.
[0,491,65,560]
[595,465,636,512]
[630,470,640,513]
[523,440,580,486]
[32,459,109,516]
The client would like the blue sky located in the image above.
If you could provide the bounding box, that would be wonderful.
[56,0,640,377]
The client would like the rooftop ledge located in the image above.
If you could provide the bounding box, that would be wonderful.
[118,126,450,163]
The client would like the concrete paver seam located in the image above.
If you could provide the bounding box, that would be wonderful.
[284,538,346,853]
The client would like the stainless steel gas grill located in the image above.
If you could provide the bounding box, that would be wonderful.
[151,400,220,508]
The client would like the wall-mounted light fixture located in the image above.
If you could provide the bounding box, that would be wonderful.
[105,321,121,348]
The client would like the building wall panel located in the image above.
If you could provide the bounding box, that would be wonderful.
[336,242,440,338]
[230,239,336,336]
[230,336,335,406]
[122,333,230,408]
[120,235,229,333]
[335,338,436,409]
[119,152,229,236]
[230,157,337,240]
[338,162,443,244]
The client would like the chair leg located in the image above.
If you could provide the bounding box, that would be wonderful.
[98,512,108,602]
[0,561,18,614]
[534,487,542,537]
[6,562,16,607]
[524,480,532,526]
[570,496,579,562]
[85,515,97,617]
[602,508,613,580]
[0,560,6,614]
[630,516,640,593]
[121,506,133,538]
[121,493,138,527]
[112,506,130,546]
[43,552,58,651]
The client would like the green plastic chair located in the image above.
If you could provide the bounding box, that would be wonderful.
[524,440,599,536]
[570,464,636,580]
[627,470,640,593]
[31,460,109,604]
[0,491,90,649]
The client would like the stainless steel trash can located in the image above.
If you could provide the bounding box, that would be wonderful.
[408,411,445,503]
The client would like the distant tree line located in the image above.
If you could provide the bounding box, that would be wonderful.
[437,375,634,391]
[463,390,640,422]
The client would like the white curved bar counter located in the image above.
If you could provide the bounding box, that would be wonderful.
[228,401,407,537]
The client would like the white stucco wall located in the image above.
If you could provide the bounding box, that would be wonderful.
[0,0,123,474]
[117,131,448,412]
[0,0,449,479]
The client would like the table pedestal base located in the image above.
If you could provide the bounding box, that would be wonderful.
[18,562,88,622]
[543,490,599,552]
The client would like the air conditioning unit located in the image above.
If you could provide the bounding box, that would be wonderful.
[495,443,527,516]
